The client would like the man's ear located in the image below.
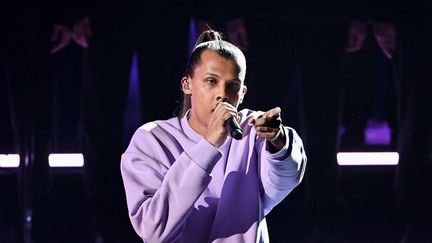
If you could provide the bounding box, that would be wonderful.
[239,85,247,104]
[181,76,192,95]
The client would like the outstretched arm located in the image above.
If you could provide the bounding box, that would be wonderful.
[251,108,307,214]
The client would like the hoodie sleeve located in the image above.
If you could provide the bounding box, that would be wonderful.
[121,126,222,242]
[258,127,307,215]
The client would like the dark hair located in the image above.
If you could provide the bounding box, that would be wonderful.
[179,30,246,117]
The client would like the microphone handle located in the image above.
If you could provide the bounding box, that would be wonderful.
[226,117,243,140]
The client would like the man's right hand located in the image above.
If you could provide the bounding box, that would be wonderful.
[204,102,238,148]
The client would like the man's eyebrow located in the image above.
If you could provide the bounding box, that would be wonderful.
[229,78,241,83]
[205,72,221,78]
[205,72,241,83]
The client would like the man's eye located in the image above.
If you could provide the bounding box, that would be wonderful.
[206,79,217,85]
[228,83,241,92]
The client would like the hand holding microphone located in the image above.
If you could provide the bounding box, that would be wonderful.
[204,101,239,147]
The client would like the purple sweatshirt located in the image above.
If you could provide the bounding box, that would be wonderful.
[121,109,307,243]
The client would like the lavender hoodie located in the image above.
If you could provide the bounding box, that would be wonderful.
[121,109,306,243]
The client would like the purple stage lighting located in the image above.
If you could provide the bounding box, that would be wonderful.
[365,119,392,145]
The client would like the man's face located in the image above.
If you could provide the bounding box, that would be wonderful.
[183,49,247,134]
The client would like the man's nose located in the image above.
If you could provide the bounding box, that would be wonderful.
[216,86,228,102]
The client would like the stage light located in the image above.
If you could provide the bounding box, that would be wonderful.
[365,120,392,145]
[337,152,399,166]
[0,154,20,168]
[48,153,84,167]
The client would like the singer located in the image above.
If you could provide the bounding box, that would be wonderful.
[121,30,307,243]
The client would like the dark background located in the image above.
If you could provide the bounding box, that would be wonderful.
[1,0,431,242]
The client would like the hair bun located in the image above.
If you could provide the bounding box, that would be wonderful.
[193,29,224,50]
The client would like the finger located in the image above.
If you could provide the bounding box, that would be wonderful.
[223,111,237,122]
[266,118,282,128]
[255,107,280,123]
[248,110,266,125]
[253,116,264,126]
[255,126,279,133]
[255,128,280,141]
[253,114,268,126]
[264,107,281,118]
[212,102,237,125]
[213,101,237,113]
[254,117,281,128]
[248,116,256,125]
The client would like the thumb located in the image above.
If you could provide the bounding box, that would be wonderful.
[248,111,265,125]
[265,107,281,118]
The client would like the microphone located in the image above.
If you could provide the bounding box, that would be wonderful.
[226,117,243,140]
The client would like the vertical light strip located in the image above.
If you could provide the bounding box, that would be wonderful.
[337,152,399,166]
[48,153,84,167]
[0,154,20,168]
